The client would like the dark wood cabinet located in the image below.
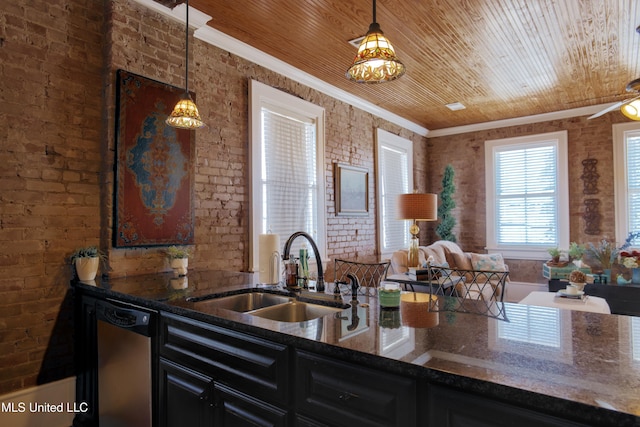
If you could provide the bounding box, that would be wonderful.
[159,311,290,406]
[548,279,640,316]
[428,384,588,427]
[158,358,214,427]
[73,294,98,427]
[159,312,291,425]
[295,350,417,427]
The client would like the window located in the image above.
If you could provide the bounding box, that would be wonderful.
[485,131,569,259]
[249,80,326,272]
[613,122,640,247]
[376,129,413,256]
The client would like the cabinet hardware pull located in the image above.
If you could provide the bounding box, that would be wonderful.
[338,391,358,401]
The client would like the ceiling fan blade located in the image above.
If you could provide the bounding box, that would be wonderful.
[588,94,640,119]
[588,100,626,119]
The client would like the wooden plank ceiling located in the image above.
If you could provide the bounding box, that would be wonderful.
[181,0,640,131]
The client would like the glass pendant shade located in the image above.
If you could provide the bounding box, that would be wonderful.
[166,94,204,129]
[166,0,205,130]
[347,22,405,83]
[621,99,640,121]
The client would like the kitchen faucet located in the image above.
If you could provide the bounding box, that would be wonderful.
[282,231,325,292]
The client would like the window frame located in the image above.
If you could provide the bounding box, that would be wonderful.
[249,79,327,273]
[376,129,414,258]
[613,122,640,248]
[484,131,569,259]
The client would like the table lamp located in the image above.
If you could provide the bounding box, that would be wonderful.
[397,193,438,268]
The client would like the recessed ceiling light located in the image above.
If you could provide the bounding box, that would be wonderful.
[348,36,365,48]
[445,102,466,111]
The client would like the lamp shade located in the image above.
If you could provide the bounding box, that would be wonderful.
[346,23,405,83]
[166,94,204,129]
[397,193,437,221]
[621,99,640,121]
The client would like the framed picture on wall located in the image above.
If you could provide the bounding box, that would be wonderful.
[113,69,196,247]
[335,163,369,216]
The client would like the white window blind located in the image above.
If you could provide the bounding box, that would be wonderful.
[624,134,640,235]
[261,108,317,243]
[495,144,558,245]
[614,123,640,245]
[249,80,326,273]
[485,131,568,259]
[376,129,413,255]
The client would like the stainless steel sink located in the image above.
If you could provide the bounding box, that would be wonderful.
[190,292,292,312]
[188,290,349,322]
[249,301,346,322]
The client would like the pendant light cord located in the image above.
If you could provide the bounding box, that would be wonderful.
[372,0,377,24]
[184,0,189,95]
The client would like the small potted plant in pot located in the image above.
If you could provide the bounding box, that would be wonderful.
[547,247,562,265]
[165,246,191,276]
[70,246,105,282]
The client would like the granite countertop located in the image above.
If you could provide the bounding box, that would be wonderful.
[74,270,640,425]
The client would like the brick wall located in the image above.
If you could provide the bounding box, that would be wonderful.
[427,114,628,283]
[0,0,104,393]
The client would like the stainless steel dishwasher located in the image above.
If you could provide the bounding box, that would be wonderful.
[96,299,156,427]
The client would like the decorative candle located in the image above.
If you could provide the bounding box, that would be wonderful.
[258,234,280,284]
[400,293,439,328]
[378,281,401,307]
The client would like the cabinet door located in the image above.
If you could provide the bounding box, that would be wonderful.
[160,312,289,406]
[158,358,214,427]
[214,383,288,427]
[428,384,589,427]
[295,350,416,427]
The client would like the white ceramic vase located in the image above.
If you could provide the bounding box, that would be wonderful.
[75,257,99,281]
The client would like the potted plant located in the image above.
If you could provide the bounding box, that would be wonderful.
[70,246,105,282]
[584,239,619,282]
[547,247,562,265]
[568,242,586,267]
[165,246,191,276]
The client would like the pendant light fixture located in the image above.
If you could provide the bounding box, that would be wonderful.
[166,0,205,129]
[346,0,405,83]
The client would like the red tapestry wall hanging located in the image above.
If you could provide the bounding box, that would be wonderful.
[114,69,195,247]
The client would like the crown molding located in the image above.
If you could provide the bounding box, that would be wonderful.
[426,103,617,138]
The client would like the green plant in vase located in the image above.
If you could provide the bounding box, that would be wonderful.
[164,246,191,276]
[584,239,618,282]
[568,242,585,266]
[69,246,106,282]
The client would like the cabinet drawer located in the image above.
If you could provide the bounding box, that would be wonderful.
[215,383,289,427]
[428,384,590,427]
[160,312,289,405]
[295,351,416,427]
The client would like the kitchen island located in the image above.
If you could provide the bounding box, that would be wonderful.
[72,270,640,426]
